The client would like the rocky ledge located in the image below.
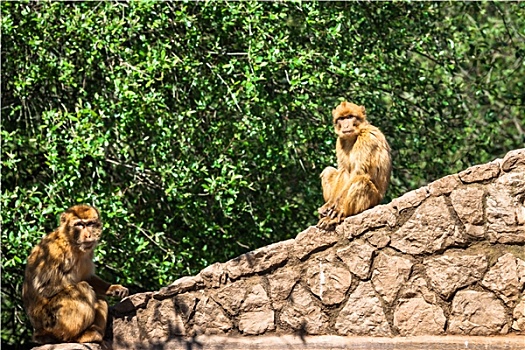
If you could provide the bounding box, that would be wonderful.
[32,149,525,350]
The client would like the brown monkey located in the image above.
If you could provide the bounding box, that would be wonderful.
[22,205,128,344]
[318,101,391,229]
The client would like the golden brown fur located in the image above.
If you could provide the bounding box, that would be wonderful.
[318,102,392,229]
[22,205,128,344]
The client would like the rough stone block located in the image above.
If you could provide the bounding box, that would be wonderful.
[458,161,500,183]
[481,253,525,306]
[293,226,339,260]
[340,204,397,238]
[174,292,198,322]
[212,279,247,315]
[399,274,440,305]
[239,309,275,335]
[512,297,525,332]
[390,187,429,213]
[113,292,152,315]
[450,186,485,238]
[241,283,271,312]
[140,298,186,340]
[193,296,233,334]
[371,251,413,305]
[449,290,508,335]
[225,240,293,280]
[267,268,300,308]
[486,171,525,244]
[279,284,329,335]
[424,253,487,298]
[394,298,446,336]
[112,313,142,348]
[306,258,352,306]
[156,275,203,299]
[213,279,272,316]
[502,148,525,172]
[428,174,461,196]
[336,240,376,280]
[335,281,391,336]
[364,227,391,248]
[391,196,467,255]
[200,262,228,288]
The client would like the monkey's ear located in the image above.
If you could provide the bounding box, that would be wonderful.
[360,105,366,116]
[60,212,68,224]
[93,206,101,221]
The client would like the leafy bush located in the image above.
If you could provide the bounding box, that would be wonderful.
[2,1,523,347]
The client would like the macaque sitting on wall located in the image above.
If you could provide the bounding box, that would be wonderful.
[318,101,392,229]
[22,205,129,344]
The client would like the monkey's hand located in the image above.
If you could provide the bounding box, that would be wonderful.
[319,197,344,219]
[318,199,338,218]
[318,216,339,230]
[317,199,345,229]
[106,284,129,299]
[318,204,329,218]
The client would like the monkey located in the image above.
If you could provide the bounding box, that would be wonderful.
[318,101,392,229]
[22,205,129,344]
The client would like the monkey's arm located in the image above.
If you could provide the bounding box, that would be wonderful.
[85,274,111,295]
[85,275,129,299]
[351,128,383,176]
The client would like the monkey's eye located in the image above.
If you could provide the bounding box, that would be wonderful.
[73,221,84,228]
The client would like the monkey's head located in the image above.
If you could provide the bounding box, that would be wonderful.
[332,101,368,140]
[60,205,102,252]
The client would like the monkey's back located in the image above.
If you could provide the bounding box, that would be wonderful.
[22,229,91,318]
[349,124,392,198]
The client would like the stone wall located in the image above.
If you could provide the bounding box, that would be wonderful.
[107,148,525,348]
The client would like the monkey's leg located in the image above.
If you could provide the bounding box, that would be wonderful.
[320,166,338,203]
[319,175,380,229]
[32,330,59,344]
[318,168,347,218]
[28,305,61,344]
[74,297,108,343]
[46,281,98,342]
[343,174,381,215]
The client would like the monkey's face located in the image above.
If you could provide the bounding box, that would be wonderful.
[332,102,368,140]
[335,115,364,140]
[71,218,102,252]
[62,205,102,252]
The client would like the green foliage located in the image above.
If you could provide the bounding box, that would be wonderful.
[2,1,524,347]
